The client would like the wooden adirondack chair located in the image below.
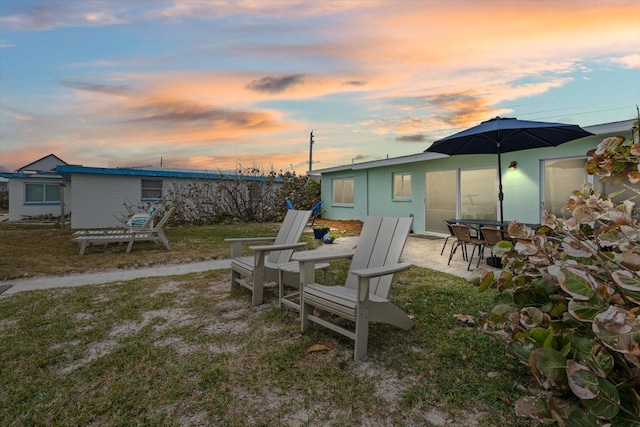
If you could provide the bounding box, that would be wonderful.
[226,209,328,306]
[73,207,174,255]
[73,208,161,237]
[292,216,414,361]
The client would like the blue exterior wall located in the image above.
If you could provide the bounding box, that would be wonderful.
[320,170,369,220]
[319,124,634,234]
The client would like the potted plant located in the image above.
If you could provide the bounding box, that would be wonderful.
[322,231,339,244]
[312,225,330,239]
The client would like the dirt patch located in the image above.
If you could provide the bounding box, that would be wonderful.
[312,219,363,232]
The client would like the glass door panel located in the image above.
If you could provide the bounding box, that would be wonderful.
[543,158,589,217]
[598,178,631,205]
[425,170,456,233]
[460,168,497,220]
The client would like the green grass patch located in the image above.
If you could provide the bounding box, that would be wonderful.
[0,267,541,426]
[0,222,322,281]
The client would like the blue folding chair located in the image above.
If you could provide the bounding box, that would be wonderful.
[286,199,296,210]
[310,201,322,226]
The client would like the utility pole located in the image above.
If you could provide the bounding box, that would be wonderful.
[308,131,314,174]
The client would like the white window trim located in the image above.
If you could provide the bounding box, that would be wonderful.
[393,172,412,201]
[332,177,355,207]
[141,179,164,201]
[24,182,61,205]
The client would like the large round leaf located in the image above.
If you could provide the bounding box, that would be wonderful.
[528,327,550,347]
[508,341,535,364]
[489,304,517,322]
[568,300,605,322]
[521,307,550,329]
[567,360,598,399]
[567,405,600,427]
[580,376,620,420]
[514,288,544,307]
[570,336,614,376]
[558,268,598,302]
[478,270,494,292]
[592,306,640,354]
[612,270,640,304]
[530,348,568,392]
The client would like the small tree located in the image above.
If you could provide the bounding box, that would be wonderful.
[274,171,321,215]
[122,165,282,226]
[471,125,640,425]
[211,166,280,222]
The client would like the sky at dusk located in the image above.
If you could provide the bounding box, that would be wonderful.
[1,0,639,174]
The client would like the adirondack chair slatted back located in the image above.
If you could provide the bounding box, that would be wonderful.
[149,207,175,232]
[345,216,413,297]
[267,209,311,265]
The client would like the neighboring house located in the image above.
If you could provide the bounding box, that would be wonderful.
[313,119,637,235]
[0,177,9,213]
[0,154,71,221]
[2,157,281,228]
[56,165,280,229]
[17,153,68,173]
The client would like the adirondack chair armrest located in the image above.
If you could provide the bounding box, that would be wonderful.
[291,250,355,263]
[224,237,277,243]
[351,262,413,278]
[351,262,412,302]
[225,236,277,257]
[249,242,306,252]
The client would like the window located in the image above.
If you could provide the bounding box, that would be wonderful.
[25,183,60,204]
[393,172,411,200]
[332,178,354,206]
[141,179,163,200]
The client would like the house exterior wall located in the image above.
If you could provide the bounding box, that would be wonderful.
[320,170,370,220]
[69,172,280,229]
[6,176,71,221]
[70,174,144,229]
[319,125,634,235]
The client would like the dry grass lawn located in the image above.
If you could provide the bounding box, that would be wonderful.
[0,220,541,426]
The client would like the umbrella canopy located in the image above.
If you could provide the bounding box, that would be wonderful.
[425,116,593,222]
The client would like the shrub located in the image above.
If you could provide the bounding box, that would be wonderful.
[120,166,321,226]
[471,126,640,425]
[0,189,8,211]
[274,171,321,214]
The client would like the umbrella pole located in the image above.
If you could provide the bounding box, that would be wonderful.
[497,145,504,224]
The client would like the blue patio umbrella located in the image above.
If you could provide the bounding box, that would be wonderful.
[425,116,593,222]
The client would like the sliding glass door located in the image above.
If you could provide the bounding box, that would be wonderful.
[542,158,590,217]
[425,170,456,233]
[425,167,497,233]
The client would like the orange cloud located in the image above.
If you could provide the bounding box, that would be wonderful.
[2,0,638,173]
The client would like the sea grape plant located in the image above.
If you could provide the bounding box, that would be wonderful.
[471,125,640,425]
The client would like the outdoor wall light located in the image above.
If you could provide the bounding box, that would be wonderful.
[508,161,518,170]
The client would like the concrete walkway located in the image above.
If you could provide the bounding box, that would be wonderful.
[0,234,481,296]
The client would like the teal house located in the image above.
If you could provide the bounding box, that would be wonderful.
[313,119,636,235]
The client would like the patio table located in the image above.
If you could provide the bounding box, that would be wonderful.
[446,219,540,239]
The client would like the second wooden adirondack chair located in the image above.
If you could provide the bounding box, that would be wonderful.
[292,216,414,361]
[73,207,175,255]
[226,209,328,306]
